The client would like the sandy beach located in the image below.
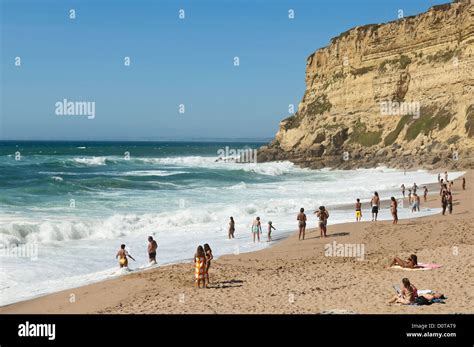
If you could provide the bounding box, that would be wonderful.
[1,171,472,314]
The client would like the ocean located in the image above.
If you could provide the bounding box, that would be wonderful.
[0,141,464,305]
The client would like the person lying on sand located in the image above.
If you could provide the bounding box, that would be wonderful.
[267,221,276,241]
[388,278,418,305]
[420,292,447,301]
[194,245,207,289]
[389,254,420,269]
[148,236,158,264]
[116,244,135,268]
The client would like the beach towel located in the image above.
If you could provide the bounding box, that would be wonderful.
[418,262,442,269]
[390,263,442,271]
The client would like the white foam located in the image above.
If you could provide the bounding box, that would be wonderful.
[73,157,107,166]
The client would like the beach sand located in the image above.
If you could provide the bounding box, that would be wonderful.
[1,171,472,314]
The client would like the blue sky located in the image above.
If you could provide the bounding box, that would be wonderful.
[1,0,449,141]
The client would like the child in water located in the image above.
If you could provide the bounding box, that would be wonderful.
[267,221,276,241]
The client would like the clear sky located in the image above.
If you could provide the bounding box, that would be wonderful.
[0,0,449,141]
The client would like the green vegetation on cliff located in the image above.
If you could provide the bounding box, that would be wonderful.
[307,94,332,116]
[466,105,474,138]
[404,107,452,141]
[350,121,382,146]
[384,115,411,145]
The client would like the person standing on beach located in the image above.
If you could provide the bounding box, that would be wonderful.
[251,217,262,243]
[437,173,441,183]
[267,221,276,242]
[228,217,235,239]
[401,184,405,198]
[297,208,307,241]
[194,245,207,288]
[315,206,329,238]
[447,191,453,214]
[116,244,135,269]
[423,186,428,202]
[439,179,444,195]
[462,177,466,190]
[411,193,418,212]
[415,193,421,212]
[355,198,362,222]
[448,181,454,193]
[441,192,448,215]
[371,192,380,221]
[412,183,418,194]
[147,236,158,264]
[390,197,398,224]
[444,171,448,183]
[408,189,412,204]
[203,243,213,286]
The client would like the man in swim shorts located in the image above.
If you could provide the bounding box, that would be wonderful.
[355,198,362,222]
[116,244,135,268]
[148,236,158,264]
[371,192,380,221]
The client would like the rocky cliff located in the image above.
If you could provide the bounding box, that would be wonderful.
[258,0,474,170]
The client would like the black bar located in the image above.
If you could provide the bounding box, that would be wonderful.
[0,314,472,346]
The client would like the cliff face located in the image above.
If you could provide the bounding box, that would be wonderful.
[259,0,474,170]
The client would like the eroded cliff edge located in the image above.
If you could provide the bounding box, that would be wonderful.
[258,0,474,170]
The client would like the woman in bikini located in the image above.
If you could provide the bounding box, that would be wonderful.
[390,196,398,225]
[203,243,213,287]
[297,208,307,241]
[228,217,235,239]
[194,245,207,288]
[389,254,419,269]
[388,278,418,305]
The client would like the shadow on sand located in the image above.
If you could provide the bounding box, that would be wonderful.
[207,280,243,289]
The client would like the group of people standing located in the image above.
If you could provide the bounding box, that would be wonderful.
[400,183,428,213]
[115,172,464,290]
[296,206,329,240]
[250,217,276,242]
[194,244,213,288]
[227,216,276,242]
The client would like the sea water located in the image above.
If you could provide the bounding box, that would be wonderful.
[0,141,464,306]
